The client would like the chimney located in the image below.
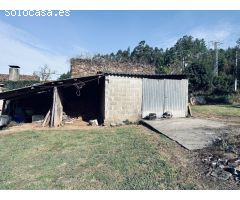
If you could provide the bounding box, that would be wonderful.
[9,65,20,81]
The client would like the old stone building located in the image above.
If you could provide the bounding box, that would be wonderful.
[70,58,155,77]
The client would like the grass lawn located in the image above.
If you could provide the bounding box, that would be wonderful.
[0,126,202,190]
[191,105,240,118]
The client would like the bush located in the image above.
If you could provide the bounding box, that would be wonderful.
[58,71,71,80]
[205,95,230,104]
[212,75,234,95]
[2,80,40,91]
[184,62,212,94]
[228,91,240,104]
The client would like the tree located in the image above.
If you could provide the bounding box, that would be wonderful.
[34,65,56,81]
[164,36,208,73]
[184,62,213,94]
[58,71,71,80]
[212,74,234,95]
[89,36,239,96]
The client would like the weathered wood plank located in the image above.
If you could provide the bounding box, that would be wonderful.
[50,87,63,127]
[42,109,50,127]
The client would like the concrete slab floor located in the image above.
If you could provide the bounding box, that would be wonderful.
[141,118,228,150]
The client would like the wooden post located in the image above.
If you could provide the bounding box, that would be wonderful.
[50,87,63,127]
[187,103,192,117]
[42,109,51,127]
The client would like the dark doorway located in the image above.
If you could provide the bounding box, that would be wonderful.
[59,77,105,124]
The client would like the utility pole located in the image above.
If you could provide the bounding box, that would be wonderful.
[182,56,185,69]
[210,41,222,76]
[235,50,238,91]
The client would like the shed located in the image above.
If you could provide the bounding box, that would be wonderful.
[103,73,188,123]
[0,73,188,126]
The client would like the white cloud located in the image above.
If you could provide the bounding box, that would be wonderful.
[159,37,179,49]
[189,23,239,48]
[0,20,70,79]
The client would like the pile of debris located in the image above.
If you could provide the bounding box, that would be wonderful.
[201,135,240,182]
[62,112,74,124]
[144,111,173,120]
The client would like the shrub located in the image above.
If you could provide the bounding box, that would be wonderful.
[2,80,40,91]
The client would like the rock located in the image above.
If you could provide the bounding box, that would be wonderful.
[223,153,237,160]
[116,122,124,126]
[211,168,232,180]
[234,176,240,181]
[122,120,132,125]
[145,113,157,120]
[89,119,98,126]
[32,115,44,122]
[162,111,173,119]
[62,113,73,124]
[218,158,228,166]
[211,161,218,168]
[110,123,117,127]
[235,165,240,171]
[202,154,213,164]
[224,167,238,175]
[206,168,213,176]
[228,158,240,168]
[218,164,226,169]
[225,145,237,154]
[190,96,206,105]
[0,115,11,127]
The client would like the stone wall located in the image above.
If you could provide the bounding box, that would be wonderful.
[104,75,142,124]
[70,58,155,77]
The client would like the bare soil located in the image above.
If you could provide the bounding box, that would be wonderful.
[193,112,240,124]
[0,117,100,136]
[191,125,240,189]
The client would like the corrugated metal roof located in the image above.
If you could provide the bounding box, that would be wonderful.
[0,72,187,100]
[0,74,104,100]
[100,72,187,79]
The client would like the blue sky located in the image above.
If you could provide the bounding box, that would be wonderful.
[0,10,240,78]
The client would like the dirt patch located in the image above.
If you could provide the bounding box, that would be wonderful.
[193,112,240,124]
[0,118,101,136]
[192,125,240,189]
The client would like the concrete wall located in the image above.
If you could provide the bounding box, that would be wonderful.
[104,75,142,124]
[70,58,155,78]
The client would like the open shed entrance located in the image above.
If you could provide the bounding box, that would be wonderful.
[3,89,53,123]
[59,76,105,124]
[2,76,105,126]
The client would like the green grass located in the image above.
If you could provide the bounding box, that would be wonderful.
[0,126,200,189]
[191,105,240,118]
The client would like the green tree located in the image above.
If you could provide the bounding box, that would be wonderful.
[184,62,213,94]
[58,71,71,80]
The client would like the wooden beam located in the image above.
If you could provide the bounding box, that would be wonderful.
[42,109,50,127]
[50,87,63,127]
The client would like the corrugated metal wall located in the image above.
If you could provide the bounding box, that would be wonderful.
[142,79,164,118]
[142,78,188,118]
